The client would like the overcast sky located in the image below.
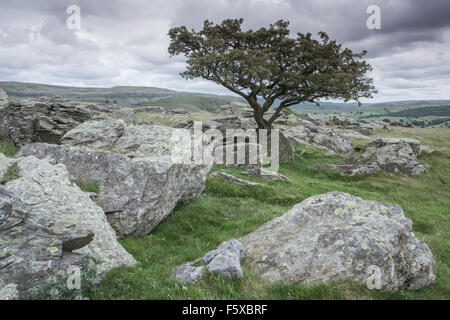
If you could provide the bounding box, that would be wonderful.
[0,0,449,102]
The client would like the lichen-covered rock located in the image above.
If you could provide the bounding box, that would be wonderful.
[175,239,246,283]
[18,120,213,236]
[354,139,426,175]
[282,124,353,155]
[216,102,254,119]
[310,138,427,176]
[360,138,421,155]
[175,263,205,284]
[311,133,353,155]
[0,282,19,300]
[366,143,426,175]
[0,156,135,299]
[0,100,94,147]
[211,171,262,186]
[239,192,436,291]
[329,116,374,135]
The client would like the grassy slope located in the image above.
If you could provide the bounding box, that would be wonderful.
[0,81,242,113]
[88,127,449,300]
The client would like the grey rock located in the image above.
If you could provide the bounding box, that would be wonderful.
[204,240,246,279]
[239,192,436,291]
[282,124,354,155]
[356,140,426,175]
[202,239,246,265]
[332,128,370,140]
[329,116,374,135]
[0,100,94,147]
[0,156,136,299]
[310,138,427,176]
[311,132,353,155]
[175,239,246,283]
[360,138,421,155]
[217,102,253,118]
[0,283,19,300]
[211,171,262,186]
[18,120,213,237]
[302,113,327,127]
[175,263,205,284]
[213,115,258,131]
[206,250,244,278]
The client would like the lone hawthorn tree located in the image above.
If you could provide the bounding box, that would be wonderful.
[168,19,376,129]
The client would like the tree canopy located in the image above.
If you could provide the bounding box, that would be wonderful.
[168,18,376,129]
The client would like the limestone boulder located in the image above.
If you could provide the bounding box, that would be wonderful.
[18,120,214,237]
[0,156,135,299]
[175,239,246,283]
[239,192,436,291]
[0,100,94,147]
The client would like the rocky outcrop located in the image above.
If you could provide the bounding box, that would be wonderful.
[175,263,205,284]
[239,192,436,291]
[0,282,19,300]
[216,102,254,118]
[0,100,94,147]
[329,116,374,136]
[282,122,354,155]
[0,155,136,299]
[310,138,427,176]
[359,138,421,155]
[18,120,214,237]
[212,115,258,131]
[175,239,246,283]
[353,138,426,175]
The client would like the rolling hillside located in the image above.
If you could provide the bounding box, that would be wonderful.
[0,81,243,113]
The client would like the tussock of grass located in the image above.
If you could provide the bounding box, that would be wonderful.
[0,140,18,157]
[1,163,20,184]
[86,127,449,300]
[73,180,100,193]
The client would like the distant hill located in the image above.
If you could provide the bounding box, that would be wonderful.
[0,81,243,113]
[1,81,449,122]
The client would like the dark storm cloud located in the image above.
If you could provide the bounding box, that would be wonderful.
[0,0,449,101]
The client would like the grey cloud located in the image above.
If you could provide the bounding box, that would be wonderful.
[0,0,449,102]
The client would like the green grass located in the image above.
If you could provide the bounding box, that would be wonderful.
[0,163,20,184]
[86,127,449,300]
[73,180,100,193]
[0,139,18,157]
